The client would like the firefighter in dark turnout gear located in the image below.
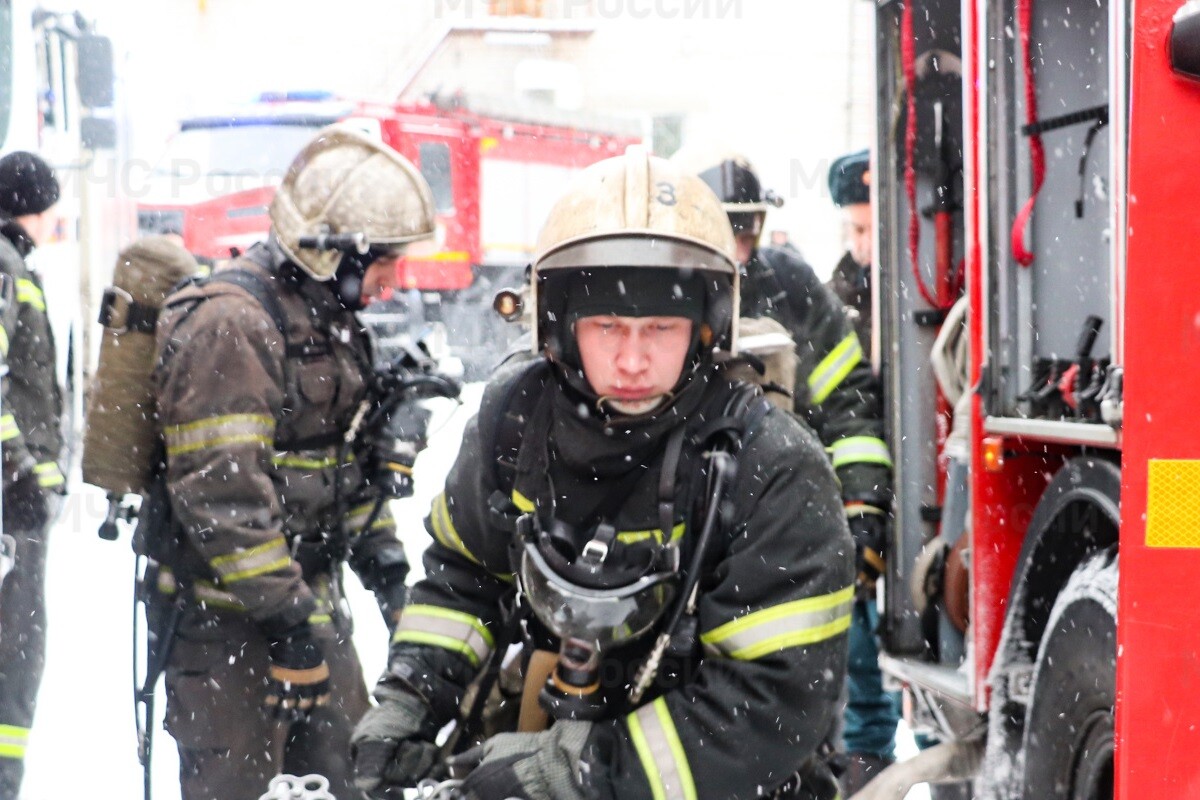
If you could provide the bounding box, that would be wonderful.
[676,149,896,794]
[351,148,854,800]
[826,149,901,793]
[674,150,892,603]
[148,126,436,799]
[0,151,64,796]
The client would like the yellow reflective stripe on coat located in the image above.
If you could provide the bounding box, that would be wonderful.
[208,537,291,584]
[0,414,18,442]
[430,492,481,565]
[844,501,887,519]
[272,452,340,470]
[164,413,275,457]
[617,522,685,546]
[626,697,697,800]
[34,461,64,488]
[345,501,397,537]
[807,333,863,405]
[15,279,45,312]
[827,436,893,470]
[391,603,494,668]
[700,584,855,660]
[0,325,8,357]
[0,724,29,760]
[511,489,535,513]
[157,566,248,610]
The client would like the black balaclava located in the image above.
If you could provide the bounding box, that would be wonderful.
[538,266,720,481]
[541,266,711,400]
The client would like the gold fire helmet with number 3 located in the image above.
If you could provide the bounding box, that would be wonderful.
[531,144,740,357]
[269,124,437,280]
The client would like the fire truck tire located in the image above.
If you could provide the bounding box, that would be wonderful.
[1020,547,1117,800]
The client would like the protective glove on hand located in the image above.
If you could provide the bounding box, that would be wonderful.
[374,580,408,633]
[351,683,441,797]
[448,720,593,800]
[847,511,888,586]
[263,623,330,722]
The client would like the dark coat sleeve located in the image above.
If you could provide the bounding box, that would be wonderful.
[155,290,314,630]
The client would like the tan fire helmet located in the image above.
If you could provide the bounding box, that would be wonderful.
[531,145,740,354]
[269,124,436,280]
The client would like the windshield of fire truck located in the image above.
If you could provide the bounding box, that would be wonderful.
[152,123,323,178]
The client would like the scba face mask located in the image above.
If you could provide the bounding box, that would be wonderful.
[518,518,680,650]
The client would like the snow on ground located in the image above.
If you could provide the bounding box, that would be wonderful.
[22,380,930,799]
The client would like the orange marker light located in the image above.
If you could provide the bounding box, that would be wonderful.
[982,436,1005,472]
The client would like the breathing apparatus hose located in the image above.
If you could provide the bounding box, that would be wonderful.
[133,555,186,800]
[630,446,737,704]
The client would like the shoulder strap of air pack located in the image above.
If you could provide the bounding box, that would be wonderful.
[482,358,553,533]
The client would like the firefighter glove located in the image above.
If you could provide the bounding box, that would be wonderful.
[375,580,408,633]
[264,624,330,722]
[848,511,888,585]
[351,683,441,796]
[448,721,592,800]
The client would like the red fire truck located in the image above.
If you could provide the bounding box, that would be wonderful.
[135,92,639,374]
[869,0,1200,797]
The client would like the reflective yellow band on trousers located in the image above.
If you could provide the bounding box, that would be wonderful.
[700,584,855,660]
[392,604,494,668]
[807,333,863,405]
[164,413,275,457]
[0,724,29,760]
[626,697,697,800]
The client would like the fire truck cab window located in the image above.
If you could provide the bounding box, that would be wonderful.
[418,141,454,213]
[154,123,323,178]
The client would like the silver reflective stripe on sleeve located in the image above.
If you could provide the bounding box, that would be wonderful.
[345,501,397,537]
[700,585,855,660]
[15,279,44,312]
[626,697,697,800]
[0,724,29,760]
[208,537,291,584]
[429,492,481,565]
[34,461,64,488]
[807,333,863,405]
[0,414,19,442]
[164,413,275,457]
[827,436,893,470]
[391,604,494,668]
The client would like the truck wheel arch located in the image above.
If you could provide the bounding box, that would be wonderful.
[978,455,1120,799]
